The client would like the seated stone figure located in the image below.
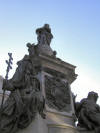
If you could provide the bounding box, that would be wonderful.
[0,44,45,133]
[74,91,100,133]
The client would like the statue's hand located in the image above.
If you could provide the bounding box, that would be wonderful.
[2,79,7,90]
[3,79,14,91]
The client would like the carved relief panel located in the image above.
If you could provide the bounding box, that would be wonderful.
[44,73,72,112]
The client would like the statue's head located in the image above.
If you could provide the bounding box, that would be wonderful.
[88,91,98,102]
[44,24,50,29]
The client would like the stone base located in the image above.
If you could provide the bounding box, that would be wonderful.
[48,124,78,133]
[77,127,95,133]
[18,112,78,133]
[47,111,78,133]
[18,113,48,133]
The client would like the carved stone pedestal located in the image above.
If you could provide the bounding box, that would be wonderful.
[18,112,78,133]
[18,53,78,133]
[0,53,78,133]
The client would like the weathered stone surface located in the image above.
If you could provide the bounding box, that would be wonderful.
[17,112,78,133]
[0,24,77,133]
[46,111,75,126]
[0,76,8,105]
[74,91,100,133]
[0,45,45,133]
[78,127,95,133]
[36,24,54,56]
[48,126,78,133]
[38,70,76,118]
[47,113,78,133]
[45,75,71,112]
[0,76,3,92]
[38,54,77,84]
[18,113,48,133]
[36,24,53,46]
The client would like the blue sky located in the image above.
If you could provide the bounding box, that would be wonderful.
[0,0,100,103]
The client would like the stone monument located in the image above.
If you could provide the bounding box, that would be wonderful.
[0,24,78,133]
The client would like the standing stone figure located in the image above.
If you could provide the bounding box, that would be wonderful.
[74,91,100,133]
[36,24,53,46]
[0,44,45,133]
[36,24,55,56]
